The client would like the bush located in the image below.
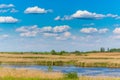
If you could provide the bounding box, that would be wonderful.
[65,72,78,79]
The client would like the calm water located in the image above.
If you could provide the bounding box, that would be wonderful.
[2,65,120,77]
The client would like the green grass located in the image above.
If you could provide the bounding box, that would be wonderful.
[65,72,79,80]
[0,77,79,80]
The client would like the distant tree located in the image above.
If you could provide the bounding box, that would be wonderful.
[107,48,110,52]
[60,51,66,55]
[100,47,105,52]
[109,48,120,52]
[51,50,56,55]
[74,50,80,53]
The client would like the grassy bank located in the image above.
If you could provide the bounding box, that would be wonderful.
[0,67,119,80]
[0,52,120,68]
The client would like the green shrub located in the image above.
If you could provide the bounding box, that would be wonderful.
[65,72,78,79]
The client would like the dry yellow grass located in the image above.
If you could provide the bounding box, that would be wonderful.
[0,52,120,67]
[0,67,63,79]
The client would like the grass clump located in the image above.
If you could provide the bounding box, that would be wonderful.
[65,72,79,80]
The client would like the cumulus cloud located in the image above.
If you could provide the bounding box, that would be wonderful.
[98,28,109,34]
[16,25,39,37]
[71,10,105,19]
[55,32,72,40]
[80,27,109,34]
[106,14,118,18]
[0,16,19,23]
[16,25,72,39]
[0,4,14,8]
[53,25,70,33]
[80,28,98,34]
[113,28,120,34]
[55,10,120,21]
[54,16,61,20]
[24,6,52,14]
[41,26,52,32]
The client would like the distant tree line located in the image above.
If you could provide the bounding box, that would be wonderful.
[30,48,120,55]
[2,48,120,55]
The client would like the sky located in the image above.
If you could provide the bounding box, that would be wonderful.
[0,0,120,52]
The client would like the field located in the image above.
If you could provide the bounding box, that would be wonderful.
[0,52,120,80]
[0,52,120,68]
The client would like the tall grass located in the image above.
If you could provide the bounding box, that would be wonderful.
[0,52,120,68]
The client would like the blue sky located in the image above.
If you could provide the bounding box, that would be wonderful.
[0,0,120,52]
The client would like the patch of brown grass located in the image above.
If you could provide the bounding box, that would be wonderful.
[0,67,63,79]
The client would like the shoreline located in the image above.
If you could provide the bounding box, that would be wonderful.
[0,67,119,80]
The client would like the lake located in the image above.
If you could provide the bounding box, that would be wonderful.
[2,64,120,77]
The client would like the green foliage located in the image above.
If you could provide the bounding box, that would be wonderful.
[65,72,78,79]
[48,66,53,72]
[100,47,105,52]
[51,50,56,55]
[109,48,120,52]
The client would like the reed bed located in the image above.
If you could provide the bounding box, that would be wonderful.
[0,52,120,67]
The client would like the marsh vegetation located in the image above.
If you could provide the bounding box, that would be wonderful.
[0,51,120,80]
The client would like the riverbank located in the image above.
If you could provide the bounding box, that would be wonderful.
[0,67,119,80]
[0,52,120,68]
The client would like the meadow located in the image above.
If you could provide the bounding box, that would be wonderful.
[0,52,120,80]
[0,52,120,68]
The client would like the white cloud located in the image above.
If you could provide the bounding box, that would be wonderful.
[16,25,71,38]
[0,16,18,23]
[113,28,120,34]
[41,26,52,32]
[20,31,38,37]
[80,28,98,34]
[56,32,73,40]
[10,8,18,13]
[71,10,105,19]
[24,6,51,14]
[0,4,14,8]
[41,25,70,33]
[54,15,72,21]
[64,32,71,37]
[80,27,109,34]
[43,33,58,37]
[106,14,118,18]
[53,25,70,33]
[16,25,75,40]
[16,25,39,37]
[54,16,61,20]
[98,28,109,34]
[55,10,120,21]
